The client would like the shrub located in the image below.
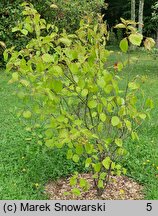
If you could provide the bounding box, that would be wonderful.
[4,3,154,197]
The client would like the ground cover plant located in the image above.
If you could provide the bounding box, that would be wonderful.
[3,1,156,200]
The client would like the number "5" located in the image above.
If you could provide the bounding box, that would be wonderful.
[146,203,152,211]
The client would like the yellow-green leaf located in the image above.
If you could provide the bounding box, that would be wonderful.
[23,111,32,119]
[72,188,81,196]
[115,23,126,29]
[12,72,19,81]
[50,4,58,9]
[76,145,83,155]
[88,100,97,109]
[58,38,72,46]
[94,163,101,172]
[70,177,77,186]
[111,116,120,126]
[72,154,79,163]
[124,119,132,131]
[21,29,28,36]
[102,157,111,169]
[115,138,123,147]
[81,89,88,97]
[98,180,104,188]
[42,53,54,63]
[128,82,139,90]
[99,113,107,122]
[119,38,128,52]
[67,149,73,159]
[129,33,143,46]
[85,158,92,168]
[79,178,87,188]
[139,113,146,120]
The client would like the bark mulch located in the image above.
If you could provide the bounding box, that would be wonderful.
[45,173,144,200]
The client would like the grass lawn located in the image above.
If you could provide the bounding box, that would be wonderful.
[0,74,81,199]
[0,49,158,199]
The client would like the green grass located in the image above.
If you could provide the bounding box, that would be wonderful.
[0,73,81,199]
[112,50,158,199]
[0,50,158,199]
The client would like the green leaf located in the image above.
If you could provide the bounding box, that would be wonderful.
[115,23,126,29]
[98,122,103,132]
[72,154,79,163]
[97,78,106,88]
[120,18,126,24]
[124,119,132,131]
[79,178,87,188]
[53,65,63,76]
[101,97,107,106]
[85,158,92,168]
[72,188,81,196]
[98,180,104,188]
[99,172,107,180]
[67,149,73,159]
[81,89,88,97]
[88,100,97,109]
[131,131,139,141]
[115,138,123,147]
[24,23,33,33]
[97,103,103,113]
[102,157,111,169]
[117,62,124,71]
[104,84,113,94]
[145,98,154,109]
[111,116,120,126]
[20,79,30,87]
[45,129,53,138]
[93,163,101,172]
[21,29,28,35]
[58,38,72,46]
[139,113,146,120]
[119,38,128,52]
[42,53,54,63]
[85,143,93,154]
[68,63,79,74]
[23,111,32,119]
[12,72,19,81]
[45,139,54,148]
[3,50,8,62]
[52,80,63,93]
[99,113,106,122]
[128,82,139,90]
[50,4,58,9]
[76,145,83,155]
[70,177,77,186]
[122,168,127,175]
[129,33,143,46]
[12,27,20,32]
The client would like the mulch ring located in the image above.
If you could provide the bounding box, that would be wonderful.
[45,173,144,200]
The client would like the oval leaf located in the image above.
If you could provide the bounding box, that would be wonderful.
[129,33,143,46]
[88,100,97,109]
[119,38,128,53]
[111,116,120,126]
[42,53,54,63]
